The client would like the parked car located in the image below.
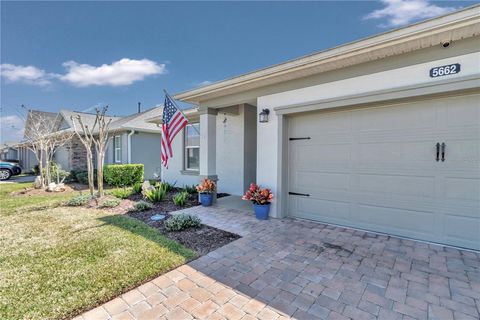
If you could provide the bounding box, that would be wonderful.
[0,161,22,180]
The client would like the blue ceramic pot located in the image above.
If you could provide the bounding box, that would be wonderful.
[253,203,270,220]
[200,193,213,207]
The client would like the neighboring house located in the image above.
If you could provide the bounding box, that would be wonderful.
[18,107,163,179]
[0,141,20,161]
[150,7,480,250]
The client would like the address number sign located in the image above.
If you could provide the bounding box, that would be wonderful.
[430,63,461,78]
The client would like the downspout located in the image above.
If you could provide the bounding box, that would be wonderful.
[127,129,135,164]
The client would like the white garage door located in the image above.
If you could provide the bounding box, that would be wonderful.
[288,94,480,250]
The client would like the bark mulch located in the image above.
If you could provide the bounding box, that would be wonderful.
[124,189,239,255]
[128,210,240,256]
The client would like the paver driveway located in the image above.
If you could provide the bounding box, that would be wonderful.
[79,206,480,320]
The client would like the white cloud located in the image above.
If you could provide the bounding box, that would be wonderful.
[60,58,166,87]
[81,102,104,113]
[0,64,53,86]
[0,115,24,141]
[364,0,458,28]
[193,80,213,87]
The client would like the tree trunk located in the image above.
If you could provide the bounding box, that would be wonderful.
[86,150,95,197]
[38,151,45,188]
[97,152,104,197]
[44,150,51,186]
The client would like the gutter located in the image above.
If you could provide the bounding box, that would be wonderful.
[127,130,135,164]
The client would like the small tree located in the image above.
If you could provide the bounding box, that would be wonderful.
[44,130,75,185]
[71,115,96,197]
[22,110,73,188]
[71,106,112,197]
[43,131,74,185]
[92,106,113,197]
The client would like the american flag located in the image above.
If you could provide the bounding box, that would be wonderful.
[161,93,189,167]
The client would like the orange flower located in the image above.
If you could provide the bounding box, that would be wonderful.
[196,178,216,193]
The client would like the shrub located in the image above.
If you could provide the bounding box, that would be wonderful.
[104,164,144,187]
[144,186,166,203]
[164,214,201,231]
[66,170,81,182]
[183,184,197,194]
[100,198,121,208]
[111,187,132,199]
[75,170,97,185]
[132,182,143,194]
[173,191,189,206]
[65,194,92,206]
[129,200,154,212]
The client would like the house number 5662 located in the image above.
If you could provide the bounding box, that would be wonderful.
[430,63,461,78]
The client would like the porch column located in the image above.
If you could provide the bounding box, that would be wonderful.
[199,108,217,181]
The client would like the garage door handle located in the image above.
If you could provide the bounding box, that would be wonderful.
[441,142,446,162]
[436,143,440,161]
[289,192,310,197]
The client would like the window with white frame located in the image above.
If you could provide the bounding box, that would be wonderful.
[184,123,200,171]
[114,135,122,163]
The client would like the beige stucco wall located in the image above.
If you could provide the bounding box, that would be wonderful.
[162,104,257,195]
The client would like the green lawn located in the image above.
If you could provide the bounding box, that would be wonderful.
[0,182,195,320]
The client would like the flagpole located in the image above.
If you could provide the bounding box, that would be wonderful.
[163,89,200,135]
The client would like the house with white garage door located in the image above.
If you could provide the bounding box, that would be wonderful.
[149,6,480,250]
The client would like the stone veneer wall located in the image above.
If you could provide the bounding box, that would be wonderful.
[69,135,88,171]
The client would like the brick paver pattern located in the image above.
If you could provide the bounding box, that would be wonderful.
[77,206,480,320]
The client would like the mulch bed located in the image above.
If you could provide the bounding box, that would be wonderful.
[124,188,240,255]
[128,210,240,255]
[12,182,90,196]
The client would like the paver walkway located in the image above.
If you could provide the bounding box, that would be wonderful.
[78,206,480,320]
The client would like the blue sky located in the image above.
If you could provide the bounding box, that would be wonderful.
[1,0,476,142]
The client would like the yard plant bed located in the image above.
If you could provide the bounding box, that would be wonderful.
[129,210,240,255]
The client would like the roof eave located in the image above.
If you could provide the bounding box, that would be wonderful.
[174,5,480,104]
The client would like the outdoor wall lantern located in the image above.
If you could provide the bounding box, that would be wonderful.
[259,108,270,123]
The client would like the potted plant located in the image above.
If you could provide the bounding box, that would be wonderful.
[242,183,273,220]
[196,178,216,207]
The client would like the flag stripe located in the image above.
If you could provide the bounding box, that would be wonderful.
[161,92,189,168]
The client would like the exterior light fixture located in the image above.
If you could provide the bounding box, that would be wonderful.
[259,108,270,123]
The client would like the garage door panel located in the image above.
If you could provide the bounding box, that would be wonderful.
[354,204,435,234]
[295,197,351,221]
[295,171,350,191]
[354,102,436,132]
[444,215,480,248]
[445,177,480,201]
[351,173,435,198]
[445,98,479,127]
[442,139,479,165]
[294,144,352,167]
[356,141,434,163]
[288,94,480,250]
[289,111,352,136]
